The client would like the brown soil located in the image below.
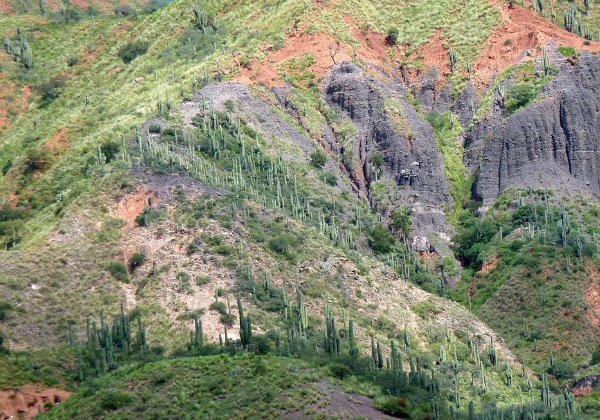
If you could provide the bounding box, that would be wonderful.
[235,17,391,88]
[481,256,499,274]
[0,384,72,420]
[476,1,600,84]
[585,263,600,328]
[113,187,159,227]
[410,30,451,77]
[0,0,12,13]
[44,128,70,152]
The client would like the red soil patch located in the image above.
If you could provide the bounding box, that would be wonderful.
[44,128,70,152]
[0,65,32,129]
[113,187,159,227]
[481,256,499,274]
[0,384,72,420]
[410,30,451,77]
[235,17,391,88]
[585,263,600,328]
[0,0,12,13]
[476,1,600,84]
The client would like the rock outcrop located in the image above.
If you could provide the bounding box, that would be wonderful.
[325,63,452,247]
[466,51,600,205]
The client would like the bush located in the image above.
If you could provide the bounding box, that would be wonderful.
[330,363,353,379]
[550,361,575,380]
[592,342,600,365]
[220,313,236,326]
[119,41,149,64]
[37,77,66,106]
[369,225,395,254]
[386,27,399,45]
[268,234,297,261]
[310,148,327,169]
[322,172,337,186]
[0,301,13,321]
[99,391,134,411]
[376,396,410,417]
[136,208,166,226]
[24,148,50,175]
[558,46,577,58]
[107,261,129,282]
[114,5,136,17]
[0,329,8,354]
[391,207,412,236]
[128,252,146,272]
[101,141,121,163]
[504,82,538,114]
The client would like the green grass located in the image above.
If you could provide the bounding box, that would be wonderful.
[426,111,468,222]
[453,191,600,371]
[44,354,326,418]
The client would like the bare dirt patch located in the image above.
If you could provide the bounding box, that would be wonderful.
[410,30,451,77]
[476,1,600,84]
[235,18,392,88]
[481,256,499,274]
[44,128,70,152]
[286,380,393,419]
[0,384,72,420]
[113,187,158,228]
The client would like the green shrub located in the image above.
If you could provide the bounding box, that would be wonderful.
[391,207,412,236]
[504,82,539,114]
[37,77,66,106]
[101,141,121,163]
[310,148,327,169]
[119,41,149,64]
[369,225,395,254]
[386,27,399,45]
[148,124,162,134]
[0,329,8,354]
[23,148,50,175]
[114,5,136,17]
[268,234,297,261]
[549,361,575,380]
[330,363,353,379]
[592,342,600,365]
[220,313,236,326]
[99,391,134,411]
[196,275,210,286]
[136,208,166,226]
[376,396,410,417]
[107,261,129,282]
[128,252,146,272]
[177,272,191,293]
[0,301,13,321]
[322,172,337,186]
[558,46,577,58]
[210,301,227,314]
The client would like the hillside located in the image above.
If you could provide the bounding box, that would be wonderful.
[1,0,600,418]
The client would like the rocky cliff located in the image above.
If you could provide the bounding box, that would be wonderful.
[466,50,600,205]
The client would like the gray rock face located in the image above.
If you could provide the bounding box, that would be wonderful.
[468,52,600,204]
[325,63,452,245]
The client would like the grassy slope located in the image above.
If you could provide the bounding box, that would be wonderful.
[43,354,329,419]
[453,191,600,374]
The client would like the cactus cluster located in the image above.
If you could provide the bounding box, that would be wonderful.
[3,28,33,68]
